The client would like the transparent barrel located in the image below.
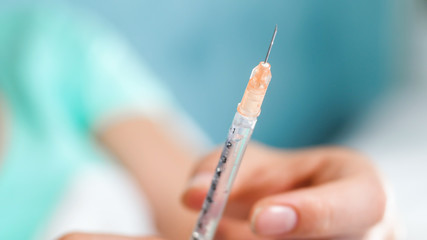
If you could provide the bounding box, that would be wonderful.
[191,112,257,240]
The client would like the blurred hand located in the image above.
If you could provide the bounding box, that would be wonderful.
[182,143,388,239]
[59,233,165,240]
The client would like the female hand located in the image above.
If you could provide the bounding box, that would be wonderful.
[182,143,388,239]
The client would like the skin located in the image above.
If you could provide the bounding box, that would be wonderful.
[63,142,389,240]
[182,143,387,239]
[0,92,389,240]
[0,95,197,238]
[98,117,198,240]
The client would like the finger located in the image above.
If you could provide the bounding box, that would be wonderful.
[214,217,268,240]
[59,233,163,240]
[216,217,366,240]
[182,144,323,218]
[250,173,386,239]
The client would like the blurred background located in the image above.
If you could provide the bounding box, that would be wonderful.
[1,0,399,147]
[0,0,425,239]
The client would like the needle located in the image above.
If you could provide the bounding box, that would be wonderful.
[264,24,278,63]
[190,25,278,240]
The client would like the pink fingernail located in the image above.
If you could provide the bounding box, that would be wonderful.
[252,205,298,236]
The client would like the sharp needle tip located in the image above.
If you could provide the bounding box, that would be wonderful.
[264,25,277,63]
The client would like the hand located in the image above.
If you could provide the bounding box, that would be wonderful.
[59,233,166,240]
[183,143,388,239]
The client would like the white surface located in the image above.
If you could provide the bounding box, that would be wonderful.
[342,55,427,240]
[343,5,427,239]
[343,89,427,239]
[36,163,156,240]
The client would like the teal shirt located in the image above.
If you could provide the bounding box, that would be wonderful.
[0,6,173,239]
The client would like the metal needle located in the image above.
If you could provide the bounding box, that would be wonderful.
[264,24,277,63]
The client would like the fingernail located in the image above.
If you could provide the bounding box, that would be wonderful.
[187,173,213,189]
[252,205,298,236]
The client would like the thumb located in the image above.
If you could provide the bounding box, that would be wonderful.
[181,147,221,210]
[250,174,385,239]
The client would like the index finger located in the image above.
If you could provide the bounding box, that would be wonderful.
[182,143,321,219]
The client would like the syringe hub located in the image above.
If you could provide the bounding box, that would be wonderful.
[237,62,272,118]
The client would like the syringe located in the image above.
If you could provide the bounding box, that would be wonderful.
[191,25,277,240]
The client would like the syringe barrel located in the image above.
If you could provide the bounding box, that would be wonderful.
[191,112,257,240]
[237,62,272,117]
[191,62,272,240]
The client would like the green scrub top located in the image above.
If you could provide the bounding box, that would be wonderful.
[0,6,173,240]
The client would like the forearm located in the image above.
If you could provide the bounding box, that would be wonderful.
[98,117,197,239]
